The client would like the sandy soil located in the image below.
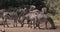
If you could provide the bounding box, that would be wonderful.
[0,18,60,32]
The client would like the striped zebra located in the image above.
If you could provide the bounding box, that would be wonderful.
[35,13,56,29]
[2,7,29,27]
[2,12,18,27]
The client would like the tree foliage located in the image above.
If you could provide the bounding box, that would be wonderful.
[0,0,60,21]
[45,0,60,21]
[0,0,45,10]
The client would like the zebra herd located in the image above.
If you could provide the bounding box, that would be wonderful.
[0,5,56,29]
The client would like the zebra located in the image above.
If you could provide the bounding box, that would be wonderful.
[16,7,29,27]
[2,7,29,27]
[20,5,39,28]
[41,6,49,14]
[22,12,38,28]
[0,9,6,18]
[2,12,18,27]
[34,13,56,29]
[23,12,56,29]
[22,7,56,29]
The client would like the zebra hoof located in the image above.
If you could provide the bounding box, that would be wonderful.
[38,27,41,29]
[8,27,9,28]
[13,26,15,27]
[34,27,36,29]
[0,29,5,32]
[15,26,17,27]
[3,26,5,28]
[50,27,56,29]
[1,29,5,32]
[21,26,23,27]
[28,26,30,28]
[7,26,9,28]
[45,28,48,29]
[30,27,32,28]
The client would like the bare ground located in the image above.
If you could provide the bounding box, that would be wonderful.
[0,18,60,32]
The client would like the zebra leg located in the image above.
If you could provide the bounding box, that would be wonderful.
[3,18,5,27]
[16,20,17,27]
[27,19,29,24]
[33,22,36,29]
[37,20,41,29]
[37,23,40,29]
[20,18,25,27]
[33,19,36,29]
[45,21,48,29]
[18,17,21,23]
[14,20,17,27]
[27,20,31,28]
[21,21,24,27]
[3,19,9,27]
[48,18,56,29]
[21,23,24,27]
[33,18,37,29]
[34,17,41,29]
[35,21,40,29]
[3,21,5,27]
[29,20,32,28]
[49,21,56,29]
[6,19,9,27]
[13,20,15,27]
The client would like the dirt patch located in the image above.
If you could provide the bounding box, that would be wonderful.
[0,22,59,32]
[0,18,60,32]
